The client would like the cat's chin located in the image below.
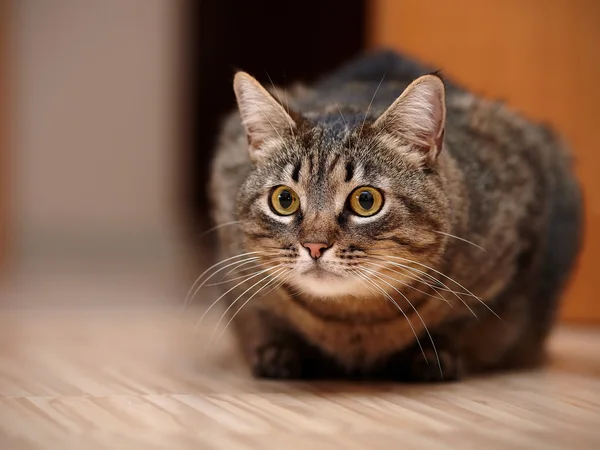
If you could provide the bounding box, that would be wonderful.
[287,272,370,299]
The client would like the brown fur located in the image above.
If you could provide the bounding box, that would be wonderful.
[207,52,583,381]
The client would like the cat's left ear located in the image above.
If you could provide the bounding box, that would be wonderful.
[373,74,446,166]
[233,72,296,160]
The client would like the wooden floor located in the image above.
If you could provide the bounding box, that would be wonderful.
[1,270,599,449]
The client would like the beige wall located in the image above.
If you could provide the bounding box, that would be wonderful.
[10,0,182,268]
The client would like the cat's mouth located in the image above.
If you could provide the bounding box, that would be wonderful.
[290,262,369,298]
[288,246,371,297]
[300,265,344,279]
[290,269,367,298]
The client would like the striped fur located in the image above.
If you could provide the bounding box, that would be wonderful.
[208,51,583,381]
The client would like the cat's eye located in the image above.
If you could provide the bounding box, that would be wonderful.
[349,186,383,217]
[270,186,300,216]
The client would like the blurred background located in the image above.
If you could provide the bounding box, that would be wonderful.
[1,2,599,448]
[0,0,598,322]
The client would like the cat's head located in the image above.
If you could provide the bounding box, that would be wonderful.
[233,72,451,298]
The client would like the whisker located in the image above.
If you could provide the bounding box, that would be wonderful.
[186,255,272,308]
[352,269,427,364]
[212,269,290,348]
[363,261,451,306]
[371,256,479,319]
[254,103,295,155]
[217,260,266,282]
[368,259,459,297]
[258,270,294,299]
[265,71,295,137]
[370,256,467,294]
[357,73,386,143]
[287,290,304,299]
[366,257,472,301]
[212,257,281,285]
[386,255,500,321]
[182,251,267,310]
[190,264,283,338]
[284,82,291,116]
[334,101,349,133]
[206,265,281,286]
[283,78,297,143]
[351,269,384,298]
[197,220,242,240]
[360,267,443,379]
[433,230,487,252]
[207,267,287,351]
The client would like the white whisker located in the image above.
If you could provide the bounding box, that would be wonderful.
[206,265,285,351]
[361,267,443,379]
[387,255,500,321]
[206,265,280,286]
[370,260,458,298]
[352,269,427,363]
[190,264,283,338]
[211,257,281,285]
[197,220,242,240]
[182,251,267,310]
[186,256,267,308]
[217,260,266,282]
[212,268,290,348]
[258,270,293,299]
[433,230,487,252]
[266,71,295,138]
[370,256,463,292]
[334,101,349,133]
[369,258,477,305]
[371,256,479,319]
[352,272,379,297]
[357,73,386,143]
[363,261,451,306]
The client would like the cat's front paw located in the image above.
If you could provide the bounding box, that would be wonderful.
[408,348,463,382]
[385,347,463,383]
[252,343,304,379]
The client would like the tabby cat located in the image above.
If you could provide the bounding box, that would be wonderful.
[206,51,583,381]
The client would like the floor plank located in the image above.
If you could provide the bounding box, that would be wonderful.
[0,271,599,449]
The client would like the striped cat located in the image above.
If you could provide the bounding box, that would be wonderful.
[206,51,583,381]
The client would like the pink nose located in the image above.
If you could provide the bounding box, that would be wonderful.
[302,243,330,260]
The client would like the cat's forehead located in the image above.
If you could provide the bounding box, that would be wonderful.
[277,124,378,186]
[259,116,394,189]
[292,145,377,193]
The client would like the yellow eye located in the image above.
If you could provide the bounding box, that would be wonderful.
[349,186,383,217]
[270,186,300,216]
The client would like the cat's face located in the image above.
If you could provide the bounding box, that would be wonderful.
[233,72,450,298]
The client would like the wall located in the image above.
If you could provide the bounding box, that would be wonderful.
[10,0,182,271]
[369,0,600,322]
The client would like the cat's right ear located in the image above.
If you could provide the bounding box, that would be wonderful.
[233,72,296,160]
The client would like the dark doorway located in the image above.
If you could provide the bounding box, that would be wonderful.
[181,0,367,238]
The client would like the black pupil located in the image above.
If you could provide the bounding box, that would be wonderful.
[278,190,293,209]
[358,191,374,210]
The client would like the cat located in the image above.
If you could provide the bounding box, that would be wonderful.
[207,50,584,381]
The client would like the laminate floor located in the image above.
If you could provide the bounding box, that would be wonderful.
[0,268,599,449]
